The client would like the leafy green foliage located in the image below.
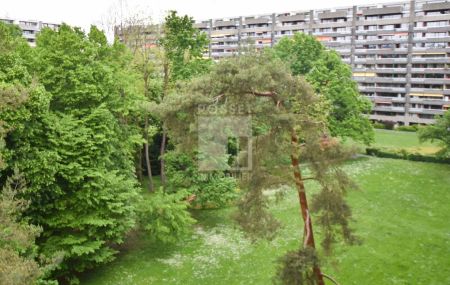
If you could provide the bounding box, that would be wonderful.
[160,11,211,82]
[0,170,60,285]
[273,33,374,144]
[0,22,33,170]
[0,23,142,282]
[137,190,195,244]
[165,151,238,208]
[0,170,43,285]
[366,147,450,163]
[419,110,450,157]
[396,125,418,132]
[156,51,358,284]
[0,23,33,86]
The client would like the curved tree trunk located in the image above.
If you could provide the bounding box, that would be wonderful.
[291,132,325,285]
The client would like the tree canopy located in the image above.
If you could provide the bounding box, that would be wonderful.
[0,14,384,285]
[273,33,374,144]
[0,22,143,283]
[154,51,357,284]
[419,110,450,157]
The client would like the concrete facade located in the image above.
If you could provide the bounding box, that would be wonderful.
[0,18,60,47]
[195,0,450,125]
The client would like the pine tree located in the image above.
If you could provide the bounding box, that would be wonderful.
[156,51,358,284]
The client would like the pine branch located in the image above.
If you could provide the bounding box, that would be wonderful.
[322,273,341,285]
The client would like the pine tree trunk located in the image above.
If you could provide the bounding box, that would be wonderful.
[144,117,154,192]
[291,132,325,285]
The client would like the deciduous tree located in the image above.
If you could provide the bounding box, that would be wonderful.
[157,11,211,185]
[1,23,142,283]
[273,33,374,144]
[419,110,450,157]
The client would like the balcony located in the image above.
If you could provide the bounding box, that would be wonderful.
[411,47,450,53]
[356,58,408,64]
[410,88,446,94]
[370,114,407,122]
[211,51,237,57]
[411,57,450,64]
[367,96,405,103]
[211,43,239,49]
[409,98,448,105]
[359,86,406,93]
[355,38,408,45]
[354,77,407,84]
[355,27,409,35]
[407,116,436,124]
[411,68,450,74]
[241,26,272,33]
[373,106,405,112]
[374,68,408,73]
[410,78,450,85]
[408,108,445,115]
[413,36,450,43]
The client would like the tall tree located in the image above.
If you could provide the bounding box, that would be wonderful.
[157,10,211,185]
[273,32,374,145]
[155,51,357,284]
[419,110,450,157]
[1,24,142,283]
[0,23,41,285]
[115,13,160,191]
[0,22,31,161]
[114,10,210,189]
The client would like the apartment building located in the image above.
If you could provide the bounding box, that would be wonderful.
[194,0,450,125]
[0,18,60,47]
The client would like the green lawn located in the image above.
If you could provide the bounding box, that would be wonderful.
[81,158,450,285]
[370,129,441,155]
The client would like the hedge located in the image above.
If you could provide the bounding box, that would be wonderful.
[366,147,450,164]
[395,125,419,132]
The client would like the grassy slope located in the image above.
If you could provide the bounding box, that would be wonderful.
[81,158,450,285]
[370,129,441,155]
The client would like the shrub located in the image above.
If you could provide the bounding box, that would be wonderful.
[165,151,239,209]
[372,122,386,129]
[137,190,195,244]
[366,147,450,164]
[396,125,419,132]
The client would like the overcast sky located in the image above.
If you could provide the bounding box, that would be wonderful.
[2,0,397,33]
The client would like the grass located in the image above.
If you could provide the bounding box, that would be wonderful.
[80,157,450,285]
[369,129,441,155]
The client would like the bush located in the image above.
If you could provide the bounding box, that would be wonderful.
[366,147,450,164]
[396,125,419,132]
[372,122,386,129]
[165,151,239,209]
[137,190,196,244]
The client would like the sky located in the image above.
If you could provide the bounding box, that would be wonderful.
[1,0,398,35]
